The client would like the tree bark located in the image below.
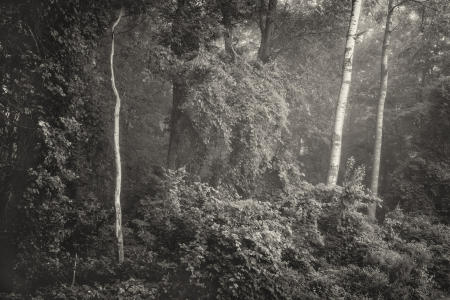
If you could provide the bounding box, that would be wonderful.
[167,80,190,169]
[369,0,394,221]
[110,7,124,264]
[167,0,200,170]
[219,0,237,60]
[257,0,277,63]
[327,0,363,186]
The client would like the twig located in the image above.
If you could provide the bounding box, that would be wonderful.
[25,24,41,55]
[117,15,147,35]
[71,253,78,288]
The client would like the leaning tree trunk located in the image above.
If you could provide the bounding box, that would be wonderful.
[327,0,363,186]
[110,8,124,264]
[369,0,394,221]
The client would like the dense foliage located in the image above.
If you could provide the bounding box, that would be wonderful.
[0,0,448,299]
[4,168,449,299]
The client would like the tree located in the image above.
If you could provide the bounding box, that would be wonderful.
[368,0,395,221]
[0,0,119,290]
[166,0,203,170]
[327,0,363,186]
[110,7,125,263]
[257,0,278,63]
[218,0,238,60]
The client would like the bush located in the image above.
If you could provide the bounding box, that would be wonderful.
[14,167,450,299]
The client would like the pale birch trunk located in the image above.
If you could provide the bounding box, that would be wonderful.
[327,0,363,186]
[369,0,394,221]
[111,8,124,263]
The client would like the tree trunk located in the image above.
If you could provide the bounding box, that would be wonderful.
[167,80,190,169]
[369,0,394,221]
[167,0,200,170]
[224,27,236,59]
[219,0,237,60]
[257,0,277,63]
[327,0,363,186]
[110,8,124,264]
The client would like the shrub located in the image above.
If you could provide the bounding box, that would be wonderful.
[16,167,450,299]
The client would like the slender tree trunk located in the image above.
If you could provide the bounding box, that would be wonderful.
[110,8,124,264]
[369,0,394,221]
[224,27,236,59]
[327,0,363,186]
[257,0,277,63]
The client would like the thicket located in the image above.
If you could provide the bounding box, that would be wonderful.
[1,0,449,299]
[3,165,448,299]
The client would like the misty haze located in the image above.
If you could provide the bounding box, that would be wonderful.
[0,0,449,299]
